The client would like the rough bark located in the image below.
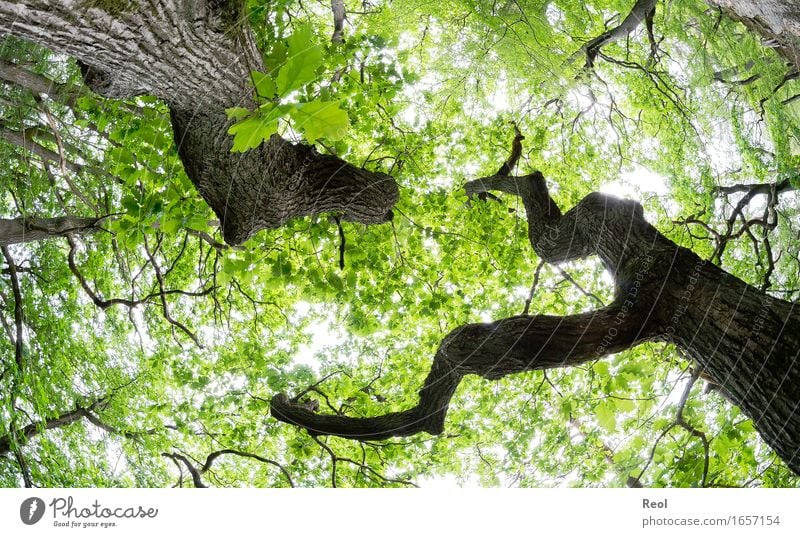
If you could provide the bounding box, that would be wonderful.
[0,215,100,246]
[708,0,800,70]
[0,0,398,245]
[272,172,800,475]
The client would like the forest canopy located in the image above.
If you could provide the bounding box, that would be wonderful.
[1,0,800,487]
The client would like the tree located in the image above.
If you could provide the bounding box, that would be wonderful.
[0,0,398,245]
[267,0,800,477]
[2,0,800,488]
[273,168,800,478]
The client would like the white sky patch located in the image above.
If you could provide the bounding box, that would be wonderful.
[422,236,440,257]
[600,165,669,198]
[478,309,496,323]
[486,74,511,114]
[704,120,744,176]
[664,41,694,86]
[546,4,565,26]
[600,268,615,289]
[291,301,345,372]
[566,87,595,111]
[399,104,419,128]
[620,166,670,195]
[106,438,129,477]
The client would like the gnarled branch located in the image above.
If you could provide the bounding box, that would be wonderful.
[271,170,800,475]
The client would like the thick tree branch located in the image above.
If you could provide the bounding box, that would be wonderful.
[272,357,461,440]
[708,1,800,72]
[713,178,796,197]
[162,452,207,488]
[495,124,524,176]
[0,215,100,246]
[14,446,33,487]
[465,172,602,264]
[0,58,79,106]
[272,174,657,439]
[273,170,800,475]
[573,0,659,68]
[161,447,294,487]
[272,305,654,439]
[0,0,399,245]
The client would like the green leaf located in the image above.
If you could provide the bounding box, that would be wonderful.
[186,214,208,229]
[276,24,323,96]
[160,217,181,234]
[228,115,279,152]
[121,195,140,214]
[288,100,349,142]
[596,400,616,432]
[264,41,288,74]
[612,398,635,412]
[250,71,277,100]
[225,107,251,120]
[228,104,290,151]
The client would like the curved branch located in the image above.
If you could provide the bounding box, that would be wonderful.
[273,173,661,441]
[713,178,796,197]
[143,234,202,348]
[271,357,461,440]
[273,170,800,475]
[66,235,215,311]
[272,307,656,440]
[162,452,206,488]
[200,449,294,487]
[465,172,576,263]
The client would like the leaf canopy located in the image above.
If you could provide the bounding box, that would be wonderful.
[1,0,800,488]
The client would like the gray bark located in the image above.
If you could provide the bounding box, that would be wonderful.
[0,215,100,246]
[0,0,398,245]
[273,172,800,475]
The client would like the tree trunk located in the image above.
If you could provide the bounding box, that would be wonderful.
[0,216,100,246]
[708,0,800,70]
[0,0,398,245]
[272,172,800,475]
